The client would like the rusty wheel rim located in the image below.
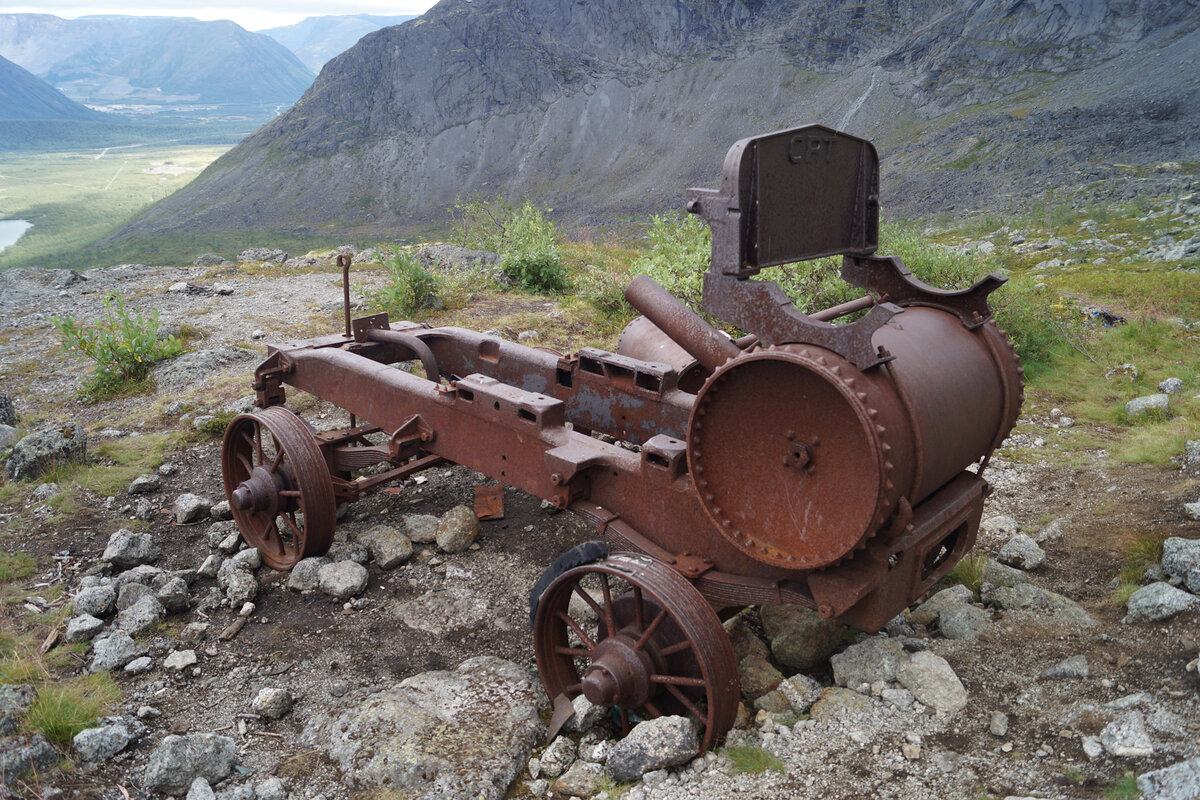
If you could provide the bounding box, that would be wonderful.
[533,554,739,750]
[221,407,336,570]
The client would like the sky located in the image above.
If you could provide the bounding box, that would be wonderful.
[0,2,440,31]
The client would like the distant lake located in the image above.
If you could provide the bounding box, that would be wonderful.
[0,220,32,252]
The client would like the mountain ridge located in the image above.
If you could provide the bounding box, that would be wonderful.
[110,0,1200,242]
[0,53,108,121]
[260,15,417,73]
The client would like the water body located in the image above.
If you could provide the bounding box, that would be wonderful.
[0,220,32,253]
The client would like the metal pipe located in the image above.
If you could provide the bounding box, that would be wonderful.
[624,275,741,372]
[364,328,441,382]
[338,253,352,338]
[810,294,874,322]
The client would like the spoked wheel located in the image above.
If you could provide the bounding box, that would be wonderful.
[221,406,336,570]
[533,553,739,750]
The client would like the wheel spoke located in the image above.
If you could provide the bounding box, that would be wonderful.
[263,520,283,554]
[634,609,668,651]
[557,609,597,651]
[278,489,301,498]
[554,646,590,657]
[253,427,264,462]
[281,511,303,547]
[642,700,663,719]
[267,446,284,473]
[663,682,706,720]
[571,585,604,619]
[660,639,693,657]
[236,452,254,474]
[565,682,582,694]
[599,574,617,638]
[651,673,707,688]
[619,708,630,736]
[633,586,645,632]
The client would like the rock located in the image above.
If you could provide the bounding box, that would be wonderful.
[254,777,288,800]
[238,247,288,263]
[831,637,907,687]
[909,583,975,626]
[210,500,232,521]
[287,557,329,591]
[153,348,255,391]
[117,581,155,611]
[897,651,968,716]
[103,528,160,568]
[1100,711,1154,757]
[181,622,210,645]
[564,694,606,734]
[164,649,198,671]
[775,673,824,715]
[0,734,58,782]
[73,584,117,618]
[737,654,783,700]
[359,525,413,569]
[1186,502,1200,521]
[986,583,1096,627]
[989,711,1009,737]
[0,393,15,426]
[223,571,259,606]
[556,761,605,796]
[1161,537,1200,593]
[435,505,480,553]
[0,685,36,736]
[759,603,846,671]
[1158,377,1185,394]
[1125,394,1170,417]
[129,474,162,494]
[65,613,105,643]
[416,244,503,273]
[1122,582,1200,623]
[230,547,262,571]
[306,656,543,798]
[72,722,131,761]
[175,493,212,524]
[1106,363,1139,381]
[979,515,1019,541]
[0,423,18,449]
[938,605,991,640]
[143,733,238,794]
[1039,655,1089,679]
[404,513,440,543]
[198,554,223,578]
[89,630,147,672]
[187,777,216,800]
[117,563,165,587]
[982,557,1030,587]
[605,716,699,782]
[1138,756,1200,799]
[318,561,368,600]
[252,687,293,719]
[32,481,57,500]
[809,687,872,721]
[124,656,153,674]
[157,576,191,613]
[326,540,370,564]
[997,534,1045,570]
[539,735,576,778]
[1184,440,1200,469]
[724,615,769,661]
[193,253,229,267]
[117,595,166,636]
[4,424,86,481]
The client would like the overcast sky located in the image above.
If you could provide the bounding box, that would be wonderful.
[0,2,439,31]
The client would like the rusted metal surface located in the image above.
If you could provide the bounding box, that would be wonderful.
[474,484,505,520]
[221,123,1023,749]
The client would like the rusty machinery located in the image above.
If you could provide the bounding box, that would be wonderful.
[220,125,1022,749]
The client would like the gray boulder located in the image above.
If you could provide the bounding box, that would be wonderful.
[538,735,576,778]
[193,253,230,267]
[759,603,847,671]
[175,493,212,524]
[187,777,216,800]
[359,525,414,569]
[909,583,974,626]
[89,630,147,672]
[4,424,86,481]
[435,505,480,553]
[938,605,991,640]
[982,557,1030,587]
[997,534,1046,570]
[306,656,543,798]
[143,733,238,794]
[985,583,1097,627]
[252,687,293,719]
[73,722,131,761]
[157,576,191,613]
[254,777,288,800]
[896,651,968,716]
[1138,756,1200,800]
[1158,377,1185,394]
[223,571,259,606]
[74,584,117,618]
[318,561,368,600]
[1125,393,1170,417]
[1039,655,1089,679]
[0,393,15,426]
[65,613,105,643]
[117,595,166,636]
[416,244,503,273]
[164,649,199,672]
[116,581,155,611]
[1123,582,1200,623]
[1161,537,1200,593]
[0,423,18,449]
[103,528,160,568]
[288,557,329,592]
[129,473,162,494]
[238,247,288,263]
[605,716,699,782]
[0,684,36,736]
[404,513,440,543]
[153,348,254,391]
[831,637,907,687]
[555,761,604,796]
[0,734,57,782]
[1100,711,1154,757]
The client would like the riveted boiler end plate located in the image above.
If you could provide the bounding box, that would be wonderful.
[686,349,888,568]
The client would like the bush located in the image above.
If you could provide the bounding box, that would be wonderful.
[52,292,183,399]
[372,249,442,316]
[451,197,568,293]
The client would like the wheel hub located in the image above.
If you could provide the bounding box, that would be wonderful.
[230,466,285,517]
[582,632,657,708]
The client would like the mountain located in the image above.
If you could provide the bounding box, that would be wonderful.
[0,53,105,120]
[113,0,1200,242]
[0,14,313,107]
[260,15,416,73]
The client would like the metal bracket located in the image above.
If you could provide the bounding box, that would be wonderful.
[387,414,435,461]
[841,255,1006,330]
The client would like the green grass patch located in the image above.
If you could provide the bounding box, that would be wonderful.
[0,551,36,583]
[72,432,177,496]
[23,672,121,747]
[1103,772,1139,800]
[942,553,987,597]
[722,743,785,775]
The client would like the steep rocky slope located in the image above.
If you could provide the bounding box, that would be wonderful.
[0,54,105,121]
[112,0,1200,241]
[260,15,417,73]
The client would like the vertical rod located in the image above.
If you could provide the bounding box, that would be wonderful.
[338,253,352,338]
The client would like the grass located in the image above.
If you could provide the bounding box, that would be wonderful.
[1103,772,1139,799]
[942,553,987,597]
[722,743,785,774]
[0,552,36,582]
[23,673,122,747]
[71,433,177,497]
[1112,532,1167,607]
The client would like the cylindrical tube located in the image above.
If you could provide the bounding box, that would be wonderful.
[624,275,741,372]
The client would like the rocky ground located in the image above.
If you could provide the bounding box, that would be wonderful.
[0,250,1198,800]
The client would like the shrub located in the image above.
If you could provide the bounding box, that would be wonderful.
[53,292,183,399]
[372,249,442,316]
[451,197,568,293]
[631,211,711,310]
